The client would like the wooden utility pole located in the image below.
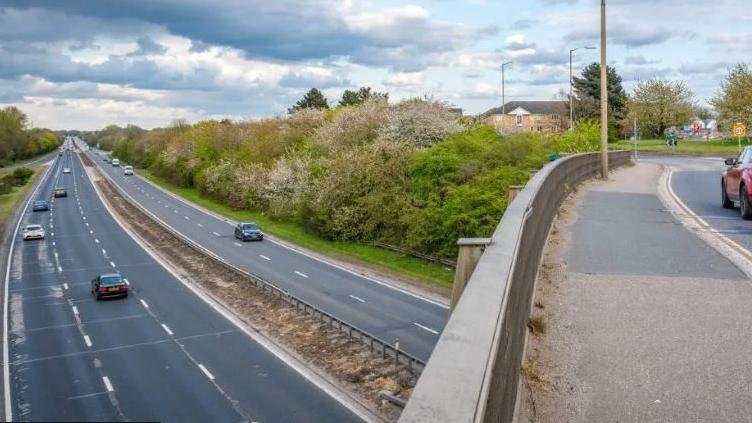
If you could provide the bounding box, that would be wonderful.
[599,0,609,178]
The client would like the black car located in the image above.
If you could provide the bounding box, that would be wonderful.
[32,200,49,212]
[91,273,129,299]
[234,222,264,241]
[53,187,67,198]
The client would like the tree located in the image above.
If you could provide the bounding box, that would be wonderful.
[572,63,628,139]
[629,78,695,137]
[289,88,329,113]
[711,64,752,130]
[339,87,388,107]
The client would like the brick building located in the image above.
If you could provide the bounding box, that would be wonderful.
[484,101,569,134]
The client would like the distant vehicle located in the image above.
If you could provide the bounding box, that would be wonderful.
[91,273,129,300]
[112,159,120,166]
[22,224,45,240]
[723,147,752,219]
[58,151,63,156]
[53,187,67,198]
[123,165,133,176]
[32,200,49,212]
[104,157,110,163]
[63,167,71,174]
[234,222,264,241]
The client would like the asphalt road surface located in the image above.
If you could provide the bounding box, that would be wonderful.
[81,140,448,362]
[6,149,362,421]
[644,155,752,252]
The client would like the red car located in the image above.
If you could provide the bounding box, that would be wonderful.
[91,273,129,299]
[722,148,752,219]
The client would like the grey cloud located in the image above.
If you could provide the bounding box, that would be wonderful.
[625,56,661,65]
[127,36,167,56]
[510,19,537,30]
[565,25,674,47]
[278,71,350,89]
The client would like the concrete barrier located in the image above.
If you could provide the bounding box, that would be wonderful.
[400,151,632,423]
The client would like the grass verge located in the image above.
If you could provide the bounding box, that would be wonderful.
[612,138,749,156]
[0,168,41,236]
[139,169,455,289]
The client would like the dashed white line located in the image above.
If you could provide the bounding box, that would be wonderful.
[212,232,220,236]
[95,239,99,244]
[295,271,308,278]
[413,322,439,335]
[197,223,203,228]
[71,306,79,316]
[102,376,114,392]
[173,210,178,214]
[83,335,92,347]
[57,266,63,273]
[62,283,69,290]
[259,255,271,261]
[89,230,93,234]
[233,242,242,247]
[197,364,215,380]
[184,216,190,220]
[109,261,116,268]
[348,294,366,303]
[161,324,173,336]
[139,299,149,309]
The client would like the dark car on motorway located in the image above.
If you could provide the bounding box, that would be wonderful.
[53,187,67,198]
[234,222,264,241]
[32,200,49,212]
[91,273,129,299]
[722,146,752,219]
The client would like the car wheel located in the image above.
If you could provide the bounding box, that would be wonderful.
[722,181,734,209]
[741,186,752,220]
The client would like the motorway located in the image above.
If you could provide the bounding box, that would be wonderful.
[81,140,449,362]
[6,146,362,421]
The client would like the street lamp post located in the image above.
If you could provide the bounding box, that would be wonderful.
[569,46,596,131]
[600,0,609,179]
[501,61,513,136]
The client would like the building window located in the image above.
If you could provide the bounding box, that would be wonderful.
[516,115,523,126]
[551,114,560,121]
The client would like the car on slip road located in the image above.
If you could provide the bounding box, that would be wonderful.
[234,222,264,241]
[53,187,67,198]
[112,158,120,166]
[32,200,49,212]
[91,273,129,299]
[722,146,752,219]
[22,224,45,240]
[123,165,133,176]
[63,167,71,174]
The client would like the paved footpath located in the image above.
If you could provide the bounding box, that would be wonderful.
[520,162,752,423]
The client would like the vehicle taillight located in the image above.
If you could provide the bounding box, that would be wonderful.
[97,287,108,293]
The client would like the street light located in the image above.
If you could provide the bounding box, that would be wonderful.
[569,46,596,131]
[600,0,608,179]
[501,61,513,136]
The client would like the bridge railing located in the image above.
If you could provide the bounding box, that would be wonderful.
[400,151,632,423]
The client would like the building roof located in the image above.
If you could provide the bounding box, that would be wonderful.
[483,101,568,117]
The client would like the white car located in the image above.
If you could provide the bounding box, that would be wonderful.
[63,168,71,174]
[123,165,133,176]
[111,159,120,166]
[22,224,45,240]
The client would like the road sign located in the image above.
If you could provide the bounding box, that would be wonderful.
[734,123,747,137]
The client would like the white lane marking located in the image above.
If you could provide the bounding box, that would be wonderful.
[184,216,190,220]
[52,241,55,246]
[63,283,69,290]
[173,210,178,214]
[109,261,116,268]
[161,324,173,336]
[413,322,439,335]
[295,271,308,278]
[139,299,149,309]
[89,230,93,234]
[72,306,79,315]
[197,223,203,228]
[83,335,92,347]
[212,232,220,236]
[164,205,168,208]
[348,294,366,303]
[101,249,107,256]
[95,239,99,244]
[57,266,63,273]
[259,255,270,261]
[198,364,215,380]
[51,232,54,236]
[102,376,114,392]
[233,242,242,247]
[50,224,53,229]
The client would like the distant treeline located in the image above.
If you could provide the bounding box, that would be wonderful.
[81,99,599,258]
[0,106,61,166]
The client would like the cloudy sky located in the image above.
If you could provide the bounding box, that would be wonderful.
[0,0,749,130]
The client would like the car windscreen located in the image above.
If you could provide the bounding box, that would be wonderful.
[100,276,123,286]
[33,201,46,205]
[25,225,42,231]
[242,223,258,230]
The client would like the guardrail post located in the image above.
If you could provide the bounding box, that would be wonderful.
[450,238,492,313]
[508,185,524,203]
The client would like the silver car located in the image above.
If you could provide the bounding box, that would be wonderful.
[22,224,45,240]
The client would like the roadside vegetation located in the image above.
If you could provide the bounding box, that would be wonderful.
[80,93,601,286]
[0,106,61,166]
[612,138,746,156]
[0,167,40,237]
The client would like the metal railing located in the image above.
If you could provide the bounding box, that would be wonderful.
[367,241,456,268]
[81,151,427,374]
